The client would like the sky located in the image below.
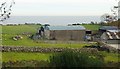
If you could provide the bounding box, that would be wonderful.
[118,1,120,18]
[1,0,118,16]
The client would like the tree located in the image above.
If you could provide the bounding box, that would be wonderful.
[100,0,119,24]
[49,49,105,68]
[0,0,15,22]
[101,13,116,23]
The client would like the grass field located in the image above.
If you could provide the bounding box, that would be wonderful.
[2,52,119,63]
[2,52,51,62]
[100,51,119,63]
[2,24,97,47]
[81,24,101,30]
[2,25,40,34]
[2,34,95,48]
[0,25,2,45]
[2,24,119,64]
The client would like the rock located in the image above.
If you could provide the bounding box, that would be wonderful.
[13,37,17,41]
[20,36,23,39]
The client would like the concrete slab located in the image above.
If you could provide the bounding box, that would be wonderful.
[107,44,120,49]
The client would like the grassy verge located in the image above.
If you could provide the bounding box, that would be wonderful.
[2,52,51,62]
[0,25,2,46]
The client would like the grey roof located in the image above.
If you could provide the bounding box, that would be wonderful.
[107,30,120,32]
[99,26,118,30]
[106,31,120,39]
[45,26,86,30]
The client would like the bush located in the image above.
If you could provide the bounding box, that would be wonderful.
[49,49,105,68]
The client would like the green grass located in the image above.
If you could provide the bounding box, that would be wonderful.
[0,25,2,34]
[81,24,101,30]
[0,26,2,46]
[2,24,97,47]
[2,52,120,63]
[100,51,119,63]
[2,25,40,34]
[1,24,120,65]
[2,52,51,62]
[2,34,94,48]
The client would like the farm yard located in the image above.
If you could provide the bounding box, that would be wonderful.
[1,24,120,67]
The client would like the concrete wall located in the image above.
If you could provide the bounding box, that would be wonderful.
[101,32,120,44]
[45,30,85,41]
[44,30,50,39]
[107,40,120,44]
[100,33,108,41]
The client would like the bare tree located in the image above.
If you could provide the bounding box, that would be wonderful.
[101,0,119,23]
[0,0,15,22]
[101,13,116,23]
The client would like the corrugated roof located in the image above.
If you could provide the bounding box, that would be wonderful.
[107,30,120,32]
[106,31,120,40]
[100,26,118,30]
[45,26,86,30]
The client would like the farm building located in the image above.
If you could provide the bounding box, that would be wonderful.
[43,26,86,41]
[99,26,118,35]
[99,26,118,32]
[101,30,120,44]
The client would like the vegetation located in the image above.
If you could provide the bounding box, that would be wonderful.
[2,24,96,47]
[0,26,1,45]
[81,24,101,30]
[0,0,15,22]
[2,50,120,63]
[2,52,51,62]
[2,50,120,67]
[2,24,120,68]
[2,25,40,34]
[2,60,49,67]
[3,37,95,48]
[103,20,120,28]
[49,49,105,67]
[100,51,119,63]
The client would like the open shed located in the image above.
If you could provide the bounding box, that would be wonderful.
[101,30,120,44]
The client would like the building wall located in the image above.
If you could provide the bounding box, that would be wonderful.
[101,33,108,40]
[45,30,85,41]
[107,40,120,44]
[44,30,50,39]
[101,32,120,44]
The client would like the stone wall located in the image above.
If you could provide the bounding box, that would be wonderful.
[2,46,98,53]
[48,30,85,41]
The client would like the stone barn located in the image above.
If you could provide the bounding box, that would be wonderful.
[44,26,86,41]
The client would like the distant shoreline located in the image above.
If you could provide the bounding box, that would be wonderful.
[3,16,101,26]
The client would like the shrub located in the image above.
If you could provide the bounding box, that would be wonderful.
[49,49,105,68]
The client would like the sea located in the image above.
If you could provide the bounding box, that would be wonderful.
[2,16,101,26]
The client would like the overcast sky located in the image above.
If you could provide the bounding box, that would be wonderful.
[1,0,118,16]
